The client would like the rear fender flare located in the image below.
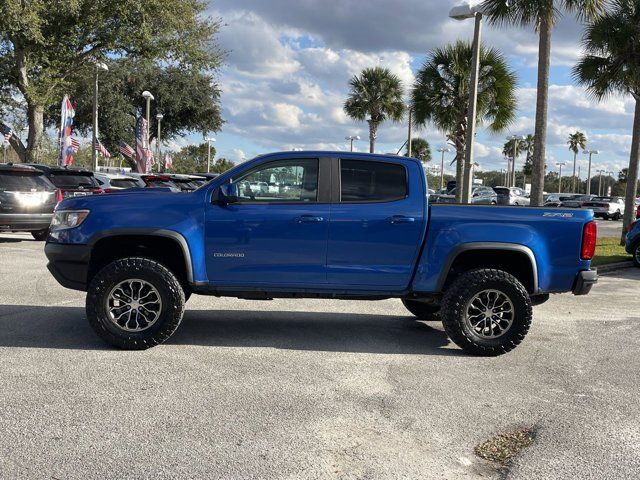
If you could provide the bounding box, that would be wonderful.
[435,242,539,294]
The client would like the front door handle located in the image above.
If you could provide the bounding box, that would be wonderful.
[297,215,325,223]
[389,215,416,224]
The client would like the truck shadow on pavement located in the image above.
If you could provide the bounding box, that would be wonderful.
[0,305,461,356]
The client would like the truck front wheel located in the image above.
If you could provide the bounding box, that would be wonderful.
[441,269,532,356]
[86,257,186,350]
[401,299,440,320]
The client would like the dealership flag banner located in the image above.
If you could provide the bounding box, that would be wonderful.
[164,152,173,170]
[135,116,153,173]
[59,95,76,166]
[95,137,111,159]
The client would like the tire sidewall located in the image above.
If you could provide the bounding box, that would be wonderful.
[634,243,640,268]
[87,258,185,349]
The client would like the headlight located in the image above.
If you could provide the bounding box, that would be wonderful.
[50,210,90,231]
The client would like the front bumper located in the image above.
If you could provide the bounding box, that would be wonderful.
[0,213,53,231]
[45,242,91,291]
[572,269,598,295]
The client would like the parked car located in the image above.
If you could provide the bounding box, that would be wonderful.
[0,164,57,240]
[494,186,530,206]
[45,151,597,356]
[430,186,497,204]
[560,194,598,209]
[544,193,580,207]
[127,173,181,192]
[165,174,205,192]
[626,219,640,267]
[582,196,626,220]
[27,164,102,199]
[94,173,141,192]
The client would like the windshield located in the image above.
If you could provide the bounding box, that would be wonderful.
[145,178,178,189]
[50,173,98,189]
[0,171,54,191]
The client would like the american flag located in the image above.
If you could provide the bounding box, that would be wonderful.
[135,116,152,173]
[2,125,12,145]
[95,137,111,158]
[164,152,173,170]
[71,137,80,153]
[119,141,135,159]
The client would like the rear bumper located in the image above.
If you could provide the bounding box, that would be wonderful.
[45,242,91,291]
[572,269,598,296]
[0,213,53,231]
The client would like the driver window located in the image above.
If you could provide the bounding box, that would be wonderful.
[233,159,319,203]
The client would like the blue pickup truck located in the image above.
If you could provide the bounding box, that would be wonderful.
[45,152,598,355]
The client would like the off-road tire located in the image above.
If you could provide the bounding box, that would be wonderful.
[401,299,440,320]
[441,268,532,356]
[613,211,622,221]
[633,243,640,268]
[86,257,185,350]
[31,228,49,241]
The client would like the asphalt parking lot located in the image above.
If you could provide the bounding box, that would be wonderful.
[1,231,638,479]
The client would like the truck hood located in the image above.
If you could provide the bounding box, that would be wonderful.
[57,188,177,210]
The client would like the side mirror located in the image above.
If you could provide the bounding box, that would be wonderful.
[217,183,239,205]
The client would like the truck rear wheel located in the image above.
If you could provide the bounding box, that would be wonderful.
[401,299,440,320]
[441,269,532,356]
[86,257,186,350]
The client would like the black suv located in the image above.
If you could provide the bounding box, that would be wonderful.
[0,164,57,240]
[26,164,102,199]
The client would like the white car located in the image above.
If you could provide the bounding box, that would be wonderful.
[93,172,142,192]
[583,196,626,221]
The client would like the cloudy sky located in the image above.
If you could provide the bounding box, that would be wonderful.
[191,0,635,177]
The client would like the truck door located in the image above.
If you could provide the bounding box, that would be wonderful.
[327,158,426,289]
[205,157,330,286]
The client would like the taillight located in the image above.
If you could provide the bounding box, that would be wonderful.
[94,188,104,194]
[581,221,597,260]
[603,203,610,209]
[55,188,63,204]
[104,188,118,193]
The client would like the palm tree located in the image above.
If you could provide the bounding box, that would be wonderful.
[406,138,432,163]
[574,0,640,244]
[481,0,606,206]
[567,131,588,192]
[344,67,406,153]
[411,41,517,202]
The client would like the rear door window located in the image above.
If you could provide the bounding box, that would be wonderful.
[340,160,407,202]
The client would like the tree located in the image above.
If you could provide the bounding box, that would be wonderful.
[567,131,587,192]
[406,138,432,163]
[0,0,221,163]
[482,0,606,206]
[411,41,517,202]
[60,59,222,164]
[573,0,640,244]
[344,67,405,154]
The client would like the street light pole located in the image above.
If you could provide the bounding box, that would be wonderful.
[91,62,108,172]
[596,169,606,196]
[156,113,163,173]
[206,137,216,173]
[407,107,413,157]
[345,135,360,152]
[584,150,599,195]
[556,162,566,193]
[141,91,154,173]
[437,147,452,191]
[450,2,484,204]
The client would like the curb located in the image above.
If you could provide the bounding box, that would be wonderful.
[597,261,635,274]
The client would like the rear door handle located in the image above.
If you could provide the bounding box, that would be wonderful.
[389,215,416,224]
[296,215,325,223]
